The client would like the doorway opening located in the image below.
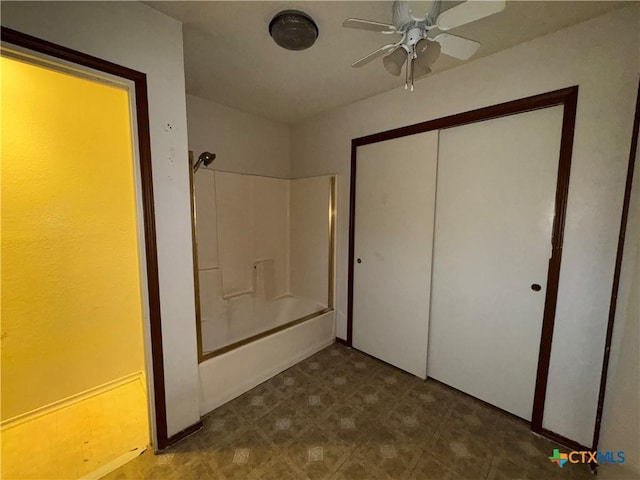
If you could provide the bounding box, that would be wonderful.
[1,28,167,478]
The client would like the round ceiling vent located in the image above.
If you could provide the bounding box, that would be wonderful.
[269,10,318,51]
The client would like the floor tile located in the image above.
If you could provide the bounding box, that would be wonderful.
[2,378,149,480]
[99,344,595,480]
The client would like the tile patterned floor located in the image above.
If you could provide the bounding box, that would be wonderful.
[2,378,149,480]
[104,343,593,480]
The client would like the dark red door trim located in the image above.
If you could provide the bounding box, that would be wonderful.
[346,86,580,446]
[1,27,179,449]
[591,79,640,452]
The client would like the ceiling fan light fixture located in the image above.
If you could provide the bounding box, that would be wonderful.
[269,10,318,51]
[383,47,407,77]
[414,39,441,71]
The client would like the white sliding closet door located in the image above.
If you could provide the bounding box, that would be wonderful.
[353,131,438,379]
[428,106,564,420]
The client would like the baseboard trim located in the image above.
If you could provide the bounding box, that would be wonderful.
[1,371,144,430]
[139,371,148,396]
[164,420,203,449]
[79,446,147,480]
[538,427,591,452]
[335,337,349,346]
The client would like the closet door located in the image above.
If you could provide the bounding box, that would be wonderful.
[428,106,564,420]
[352,131,438,378]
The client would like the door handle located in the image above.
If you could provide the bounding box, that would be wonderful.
[357,258,362,264]
[531,283,542,292]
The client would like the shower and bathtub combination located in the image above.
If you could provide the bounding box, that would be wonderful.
[189,151,336,412]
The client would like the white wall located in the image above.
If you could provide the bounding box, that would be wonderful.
[1,1,200,439]
[291,5,640,447]
[599,144,640,478]
[187,94,290,178]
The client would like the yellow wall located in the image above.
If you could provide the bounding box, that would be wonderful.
[1,56,145,420]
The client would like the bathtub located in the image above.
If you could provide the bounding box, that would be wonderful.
[196,266,335,416]
[198,308,334,416]
[200,293,327,355]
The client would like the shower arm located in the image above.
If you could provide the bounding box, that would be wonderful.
[193,151,216,173]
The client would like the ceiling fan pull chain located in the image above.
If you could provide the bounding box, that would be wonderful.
[410,49,416,91]
[404,49,410,90]
[410,62,415,92]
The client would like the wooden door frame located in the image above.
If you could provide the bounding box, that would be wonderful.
[591,79,640,452]
[346,86,581,447]
[0,27,178,450]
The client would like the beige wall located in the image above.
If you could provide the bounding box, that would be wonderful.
[1,1,200,438]
[290,5,639,447]
[187,94,290,178]
[599,144,640,478]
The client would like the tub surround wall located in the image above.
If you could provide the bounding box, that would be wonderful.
[290,176,332,305]
[194,171,290,301]
[200,295,326,354]
[215,173,289,298]
[194,171,332,354]
[193,169,218,270]
[252,176,290,299]
[215,172,255,296]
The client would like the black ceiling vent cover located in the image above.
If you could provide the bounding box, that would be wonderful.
[269,10,318,51]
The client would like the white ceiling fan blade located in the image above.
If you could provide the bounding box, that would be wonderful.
[343,18,397,33]
[405,0,442,22]
[352,44,398,68]
[432,33,480,60]
[392,1,412,27]
[436,0,505,31]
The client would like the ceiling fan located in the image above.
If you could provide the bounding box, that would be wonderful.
[343,0,506,90]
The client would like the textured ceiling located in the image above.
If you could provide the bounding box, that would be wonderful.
[145,1,626,124]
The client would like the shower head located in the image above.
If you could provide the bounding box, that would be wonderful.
[193,151,216,173]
